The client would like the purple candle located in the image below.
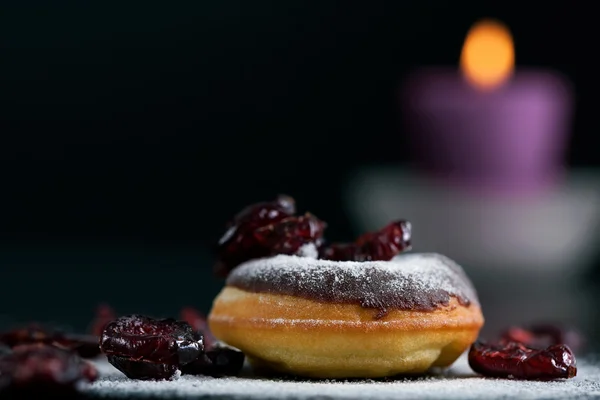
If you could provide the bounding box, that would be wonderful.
[403,19,573,193]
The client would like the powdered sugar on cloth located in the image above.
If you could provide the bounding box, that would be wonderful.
[84,354,600,399]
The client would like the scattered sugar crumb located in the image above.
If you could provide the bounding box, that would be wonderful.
[83,354,600,399]
[296,243,318,259]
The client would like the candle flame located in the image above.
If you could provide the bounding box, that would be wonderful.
[460,19,514,90]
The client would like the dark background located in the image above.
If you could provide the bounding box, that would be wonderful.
[0,2,598,334]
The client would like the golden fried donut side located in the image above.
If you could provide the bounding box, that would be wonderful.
[208,287,484,378]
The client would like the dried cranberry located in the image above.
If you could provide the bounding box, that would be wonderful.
[89,303,117,337]
[254,213,326,254]
[99,315,203,380]
[0,325,53,347]
[0,325,101,359]
[320,220,412,261]
[501,324,584,352]
[106,356,182,381]
[178,309,246,377]
[0,343,97,398]
[180,307,217,350]
[181,344,245,377]
[468,340,577,380]
[227,194,296,228]
[215,195,326,277]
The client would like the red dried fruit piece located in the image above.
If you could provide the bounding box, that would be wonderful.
[0,325,101,359]
[181,344,245,377]
[99,315,203,380]
[215,195,297,277]
[228,194,296,228]
[254,213,326,254]
[501,324,584,352]
[89,303,117,337]
[215,194,326,277]
[468,340,577,380]
[0,343,97,398]
[180,307,217,350]
[320,220,412,262]
[179,308,246,377]
[0,325,52,347]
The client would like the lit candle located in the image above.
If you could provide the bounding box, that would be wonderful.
[403,19,573,193]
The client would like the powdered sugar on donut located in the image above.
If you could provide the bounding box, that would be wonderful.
[226,253,479,312]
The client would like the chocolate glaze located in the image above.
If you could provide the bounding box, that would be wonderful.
[226,253,479,314]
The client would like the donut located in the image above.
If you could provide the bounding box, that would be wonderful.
[208,252,484,378]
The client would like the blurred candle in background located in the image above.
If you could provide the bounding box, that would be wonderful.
[403,19,573,193]
[345,18,600,336]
